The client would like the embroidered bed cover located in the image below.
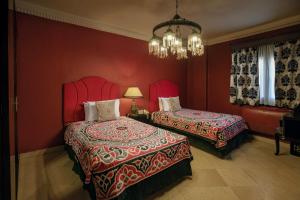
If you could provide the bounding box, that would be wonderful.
[152,109,247,148]
[64,117,192,200]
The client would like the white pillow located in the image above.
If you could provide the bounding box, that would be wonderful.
[95,99,120,121]
[161,96,181,112]
[158,97,164,111]
[83,102,98,121]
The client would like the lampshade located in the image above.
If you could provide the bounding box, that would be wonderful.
[124,87,143,98]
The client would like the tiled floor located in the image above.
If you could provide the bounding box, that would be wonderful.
[16,136,300,200]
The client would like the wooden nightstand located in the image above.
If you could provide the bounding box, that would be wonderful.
[127,113,152,125]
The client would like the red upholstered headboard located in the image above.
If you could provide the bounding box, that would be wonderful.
[149,80,179,112]
[63,76,120,125]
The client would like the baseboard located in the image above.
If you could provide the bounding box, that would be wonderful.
[250,130,274,139]
[10,145,64,161]
[253,135,289,148]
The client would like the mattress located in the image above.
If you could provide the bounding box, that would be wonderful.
[64,117,192,200]
[152,109,248,149]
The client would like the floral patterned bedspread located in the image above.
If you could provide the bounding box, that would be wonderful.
[152,109,248,149]
[64,117,192,200]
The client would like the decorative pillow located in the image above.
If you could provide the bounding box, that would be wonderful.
[161,96,181,111]
[95,99,120,121]
[83,102,98,121]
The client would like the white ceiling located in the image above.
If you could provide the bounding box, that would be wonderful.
[12,0,300,43]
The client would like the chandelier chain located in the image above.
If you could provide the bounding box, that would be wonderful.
[176,0,178,15]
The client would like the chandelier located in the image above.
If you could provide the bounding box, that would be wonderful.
[148,0,204,60]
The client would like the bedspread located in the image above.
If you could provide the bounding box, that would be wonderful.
[64,117,192,200]
[152,109,247,148]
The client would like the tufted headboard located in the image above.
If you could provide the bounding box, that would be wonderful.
[149,80,179,113]
[63,76,120,125]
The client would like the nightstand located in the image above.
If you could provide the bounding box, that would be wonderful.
[127,113,152,125]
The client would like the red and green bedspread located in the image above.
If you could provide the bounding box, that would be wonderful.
[152,109,248,149]
[64,117,192,200]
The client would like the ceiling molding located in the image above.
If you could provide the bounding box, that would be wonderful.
[206,14,300,45]
[11,0,150,41]
[10,0,300,46]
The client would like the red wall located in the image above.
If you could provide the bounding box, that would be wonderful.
[186,52,207,110]
[15,13,187,153]
[206,42,242,115]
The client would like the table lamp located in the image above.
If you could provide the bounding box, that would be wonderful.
[124,87,143,114]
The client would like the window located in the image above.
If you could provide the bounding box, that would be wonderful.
[258,44,275,106]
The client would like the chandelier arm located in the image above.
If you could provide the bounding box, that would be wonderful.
[152,18,202,37]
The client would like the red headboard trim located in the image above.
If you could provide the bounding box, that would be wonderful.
[63,76,120,125]
[149,80,179,113]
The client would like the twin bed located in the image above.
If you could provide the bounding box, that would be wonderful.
[149,80,248,155]
[63,77,248,200]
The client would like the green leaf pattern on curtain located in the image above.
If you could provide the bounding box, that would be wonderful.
[230,48,259,106]
[274,39,300,109]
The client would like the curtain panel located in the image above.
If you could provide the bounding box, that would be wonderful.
[258,44,276,106]
[274,39,300,109]
[230,48,259,106]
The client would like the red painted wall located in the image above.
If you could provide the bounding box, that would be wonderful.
[15,13,187,153]
[186,52,207,110]
[206,42,242,115]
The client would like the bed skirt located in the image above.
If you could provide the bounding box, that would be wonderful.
[65,144,192,200]
[150,123,251,158]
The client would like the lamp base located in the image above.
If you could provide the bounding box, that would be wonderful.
[130,99,138,114]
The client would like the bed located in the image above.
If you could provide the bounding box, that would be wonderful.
[63,76,193,200]
[149,80,249,156]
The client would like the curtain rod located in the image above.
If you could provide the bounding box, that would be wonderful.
[231,31,300,50]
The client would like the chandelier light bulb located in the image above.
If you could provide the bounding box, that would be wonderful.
[188,31,203,56]
[171,37,182,55]
[149,37,160,56]
[163,28,176,49]
[176,47,188,60]
[199,45,204,55]
[159,46,168,58]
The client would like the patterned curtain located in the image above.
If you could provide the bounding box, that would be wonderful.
[230,48,259,106]
[274,39,300,109]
